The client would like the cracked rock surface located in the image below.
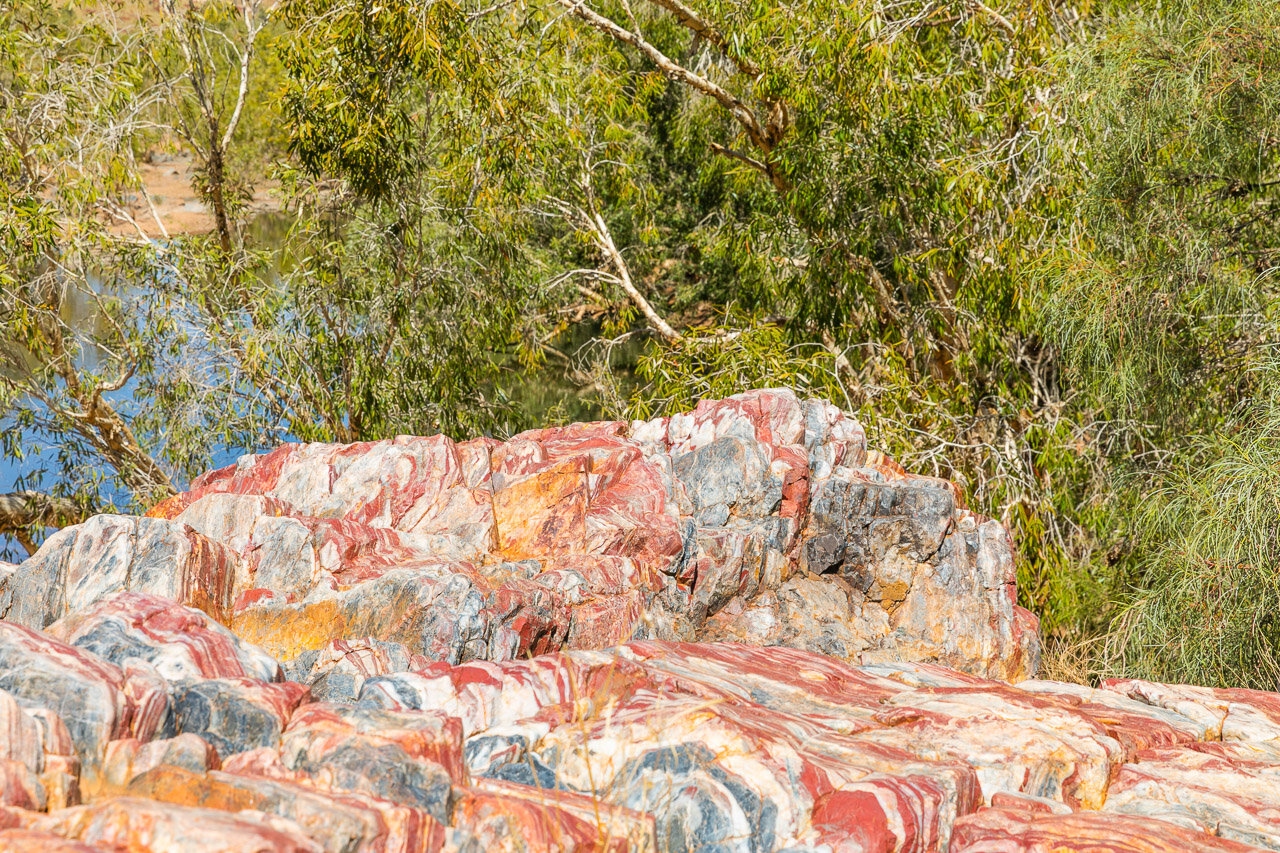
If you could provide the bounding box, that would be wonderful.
[0,390,1277,851]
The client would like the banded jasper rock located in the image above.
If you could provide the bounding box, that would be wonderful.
[5,390,1038,679]
[48,592,282,683]
[3,616,1280,850]
[950,804,1266,852]
[11,391,1280,851]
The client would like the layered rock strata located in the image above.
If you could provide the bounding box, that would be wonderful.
[1,390,1038,681]
[0,391,1277,851]
[0,601,1278,851]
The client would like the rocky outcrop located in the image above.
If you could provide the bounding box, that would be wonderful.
[2,390,1280,851]
[0,610,1279,850]
[1,390,1038,680]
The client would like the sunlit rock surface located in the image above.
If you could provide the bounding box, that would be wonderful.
[3,391,1280,850]
[2,389,1037,680]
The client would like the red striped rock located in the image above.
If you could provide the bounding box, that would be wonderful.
[1018,678,1211,743]
[0,760,45,811]
[365,643,982,850]
[0,514,242,628]
[0,691,52,780]
[1102,678,1280,742]
[22,393,1280,850]
[951,804,1266,851]
[273,703,461,819]
[102,734,219,791]
[0,827,102,852]
[0,390,1029,678]
[2,615,1279,852]
[0,622,165,787]
[453,777,656,852]
[1103,742,1280,848]
[48,592,281,683]
[168,677,309,759]
[850,678,1204,807]
[285,638,429,702]
[124,765,445,853]
[282,702,463,779]
[353,640,1280,851]
[31,795,322,852]
[0,696,80,809]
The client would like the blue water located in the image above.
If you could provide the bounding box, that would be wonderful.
[1,391,258,561]
[1,223,293,561]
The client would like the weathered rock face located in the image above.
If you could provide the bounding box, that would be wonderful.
[1,614,1280,850]
[1,389,1038,681]
[4,390,1280,851]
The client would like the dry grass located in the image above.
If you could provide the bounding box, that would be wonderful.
[1037,633,1106,685]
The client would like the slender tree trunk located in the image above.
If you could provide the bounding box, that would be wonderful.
[206,133,233,253]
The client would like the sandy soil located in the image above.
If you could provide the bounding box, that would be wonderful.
[107,149,280,240]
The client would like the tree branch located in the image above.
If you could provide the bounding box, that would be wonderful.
[645,0,760,77]
[709,141,769,175]
[0,491,91,548]
[968,0,1014,34]
[585,205,686,344]
[35,303,177,501]
[221,0,264,150]
[553,0,773,159]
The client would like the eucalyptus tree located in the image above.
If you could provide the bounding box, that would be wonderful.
[0,0,279,551]
[1044,0,1280,686]
[278,0,1111,634]
[0,2,177,552]
[0,0,539,555]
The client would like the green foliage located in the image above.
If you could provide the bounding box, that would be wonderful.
[1043,0,1280,422]
[0,2,177,514]
[1,0,1121,639]
[0,0,537,559]
[1106,384,1280,689]
[1043,0,1280,683]
[279,0,479,200]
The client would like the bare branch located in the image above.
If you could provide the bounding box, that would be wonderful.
[0,492,91,542]
[141,180,171,240]
[586,206,686,344]
[645,0,760,77]
[709,141,769,175]
[553,0,770,155]
[968,0,1014,34]
[221,0,265,150]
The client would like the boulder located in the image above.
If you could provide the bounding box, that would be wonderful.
[285,638,429,702]
[48,591,282,683]
[124,765,445,853]
[2,390,1034,677]
[0,515,242,628]
[2,624,1280,850]
[102,734,220,791]
[166,677,309,759]
[0,622,165,787]
[1102,742,1280,848]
